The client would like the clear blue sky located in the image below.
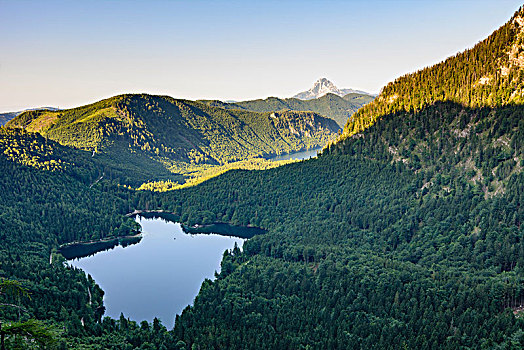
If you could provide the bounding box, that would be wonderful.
[0,0,522,112]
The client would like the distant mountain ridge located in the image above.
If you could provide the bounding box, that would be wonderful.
[199,92,374,128]
[0,112,17,126]
[167,8,524,348]
[293,78,371,100]
[0,107,59,126]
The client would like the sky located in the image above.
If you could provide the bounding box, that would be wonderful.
[1,0,523,112]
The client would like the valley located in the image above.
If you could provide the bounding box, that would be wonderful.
[6,94,343,187]
[0,3,523,350]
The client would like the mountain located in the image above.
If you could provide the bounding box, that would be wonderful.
[0,112,17,126]
[1,7,524,349]
[155,8,523,349]
[0,127,142,347]
[7,94,339,184]
[344,11,524,137]
[200,92,374,128]
[293,77,371,100]
[0,107,59,126]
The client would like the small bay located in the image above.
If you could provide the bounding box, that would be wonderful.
[68,217,245,328]
[268,147,321,162]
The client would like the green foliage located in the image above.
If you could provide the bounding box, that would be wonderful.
[142,13,524,344]
[138,158,295,191]
[1,319,60,349]
[0,7,524,349]
[151,99,524,349]
[7,94,339,186]
[0,127,180,348]
[0,278,60,349]
[345,7,524,138]
[199,92,374,128]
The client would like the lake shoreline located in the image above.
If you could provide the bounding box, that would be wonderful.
[59,233,143,249]
[59,234,143,260]
[127,210,267,238]
[60,211,265,260]
[181,222,266,239]
[266,146,322,162]
[68,217,246,327]
[125,209,173,217]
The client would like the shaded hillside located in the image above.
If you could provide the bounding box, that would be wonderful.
[1,6,523,350]
[200,92,373,128]
[0,128,136,244]
[0,127,143,346]
[152,101,523,350]
[135,9,524,350]
[0,127,180,347]
[8,94,339,183]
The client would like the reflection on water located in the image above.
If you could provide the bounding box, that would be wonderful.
[68,217,244,328]
[60,235,142,260]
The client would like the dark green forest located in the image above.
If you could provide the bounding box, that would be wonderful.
[0,6,523,350]
[143,99,523,349]
[0,128,183,348]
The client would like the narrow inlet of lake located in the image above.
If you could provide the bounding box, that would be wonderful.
[68,217,245,328]
[268,147,321,162]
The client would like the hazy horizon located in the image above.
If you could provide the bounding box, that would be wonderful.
[1,0,522,113]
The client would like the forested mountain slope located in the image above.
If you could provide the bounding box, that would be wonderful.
[144,101,523,350]
[0,107,59,126]
[1,6,523,350]
[127,8,524,349]
[0,127,182,348]
[345,8,524,137]
[200,92,373,128]
[7,94,338,184]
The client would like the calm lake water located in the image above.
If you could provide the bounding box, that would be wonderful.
[269,147,321,162]
[68,217,244,328]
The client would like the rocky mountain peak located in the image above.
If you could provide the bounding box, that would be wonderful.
[293,78,370,100]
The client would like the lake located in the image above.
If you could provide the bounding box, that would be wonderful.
[68,217,245,328]
[268,147,321,162]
